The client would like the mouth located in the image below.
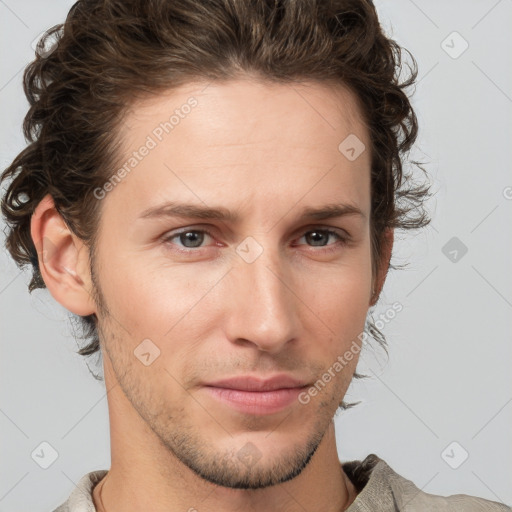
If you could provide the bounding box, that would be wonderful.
[201,375,310,415]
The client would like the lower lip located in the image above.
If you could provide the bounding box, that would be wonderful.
[202,386,307,415]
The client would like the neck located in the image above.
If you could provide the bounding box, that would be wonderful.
[93,356,358,512]
[94,419,356,512]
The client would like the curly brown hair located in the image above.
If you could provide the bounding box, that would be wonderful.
[1,0,432,380]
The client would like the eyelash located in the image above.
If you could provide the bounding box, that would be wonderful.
[161,227,349,255]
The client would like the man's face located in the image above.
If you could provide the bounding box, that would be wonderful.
[92,78,373,489]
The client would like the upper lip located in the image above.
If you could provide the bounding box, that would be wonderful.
[204,375,309,392]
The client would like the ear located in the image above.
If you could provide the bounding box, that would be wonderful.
[369,227,394,307]
[30,194,97,316]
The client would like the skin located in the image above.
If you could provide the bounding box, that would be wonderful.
[31,78,393,512]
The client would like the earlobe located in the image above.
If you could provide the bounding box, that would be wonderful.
[30,194,96,316]
[370,227,394,307]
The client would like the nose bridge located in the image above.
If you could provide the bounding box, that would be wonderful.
[227,238,298,352]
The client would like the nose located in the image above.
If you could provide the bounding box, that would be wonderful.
[224,243,300,354]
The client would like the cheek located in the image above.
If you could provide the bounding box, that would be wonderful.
[98,236,372,345]
[302,252,372,320]
[99,253,226,338]
[297,254,372,361]
[325,274,370,329]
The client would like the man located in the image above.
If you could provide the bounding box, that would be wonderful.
[1,0,509,511]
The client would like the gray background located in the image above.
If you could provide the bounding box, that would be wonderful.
[1,0,511,510]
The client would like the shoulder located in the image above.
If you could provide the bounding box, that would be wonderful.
[52,469,108,512]
[342,454,511,512]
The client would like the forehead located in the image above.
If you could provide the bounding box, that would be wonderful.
[121,77,367,146]
[105,78,371,223]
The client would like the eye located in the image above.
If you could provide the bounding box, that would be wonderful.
[162,229,215,252]
[295,228,349,252]
[161,226,349,255]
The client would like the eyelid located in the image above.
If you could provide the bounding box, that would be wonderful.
[295,224,350,239]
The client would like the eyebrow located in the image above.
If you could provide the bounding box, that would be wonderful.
[138,201,366,223]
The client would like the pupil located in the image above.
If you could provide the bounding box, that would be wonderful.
[181,231,203,248]
[307,231,326,246]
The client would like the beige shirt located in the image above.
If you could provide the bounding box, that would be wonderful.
[53,453,511,511]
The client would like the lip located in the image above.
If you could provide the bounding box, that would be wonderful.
[205,375,308,391]
[202,375,310,415]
